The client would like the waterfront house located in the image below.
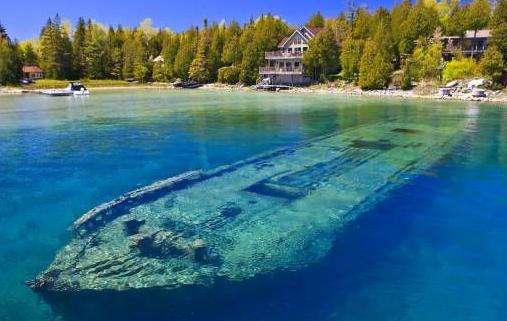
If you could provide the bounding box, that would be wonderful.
[441,29,491,60]
[259,26,322,86]
[22,66,44,80]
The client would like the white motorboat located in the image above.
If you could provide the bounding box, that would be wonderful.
[40,82,90,96]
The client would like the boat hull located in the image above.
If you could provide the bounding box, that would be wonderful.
[29,120,466,293]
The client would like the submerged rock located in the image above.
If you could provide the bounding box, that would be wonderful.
[28,120,467,293]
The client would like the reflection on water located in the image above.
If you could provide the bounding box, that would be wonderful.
[0,90,506,321]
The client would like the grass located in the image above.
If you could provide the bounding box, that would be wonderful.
[23,79,165,89]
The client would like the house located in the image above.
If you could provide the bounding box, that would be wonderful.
[22,66,44,80]
[441,29,491,60]
[259,26,322,86]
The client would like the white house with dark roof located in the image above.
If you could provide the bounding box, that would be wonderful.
[259,26,322,85]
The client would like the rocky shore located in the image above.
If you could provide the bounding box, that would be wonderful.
[3,80,507,103]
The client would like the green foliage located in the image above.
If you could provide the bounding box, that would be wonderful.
[442,57,480,81]
[0,38,22,85]
[38,15,73,79]
[217,66,241,84]
[401,61,413,90]
[464,0,491,31]
[21,42,38,65]
[480,46,504,84]
[340,38,364,82]
[303,28,340,80]
[307,12,325,29]
[239,15,290,85]
[189,27,212,83]
[399,0,439,55]
[410,39,442,80]
[358,18,395,89]
[173,28,197,80]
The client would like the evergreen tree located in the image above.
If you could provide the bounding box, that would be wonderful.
[358,20,395,89]
[222,21,242,65]
[173,28,197,80]
[189,21,212,83]
[480,45,504,83]
[0,25,22,85]
[340,38,364,82]
[303,28,340,80]
[307,12,325,29]
[399,0,439,55]
[73,17,87,78]
[21,42,38,65]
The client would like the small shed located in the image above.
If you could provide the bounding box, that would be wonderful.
[22,66,44,80]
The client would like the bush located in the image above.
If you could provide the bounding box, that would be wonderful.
[480,46,504,85]
[442,57,480,82]
[217,66,240,84]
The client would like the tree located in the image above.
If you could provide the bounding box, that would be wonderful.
[410,38,443,80]
[73,17,87,78]
[239,15,290,84]
[21,42,38,65]
[0,24,22,85]
[480,46,504,84]
[358,20,395,89]
[303,28,340,80]
[464,0,491,33]
[399,0,439,55]
[340,38,364,82]
[217,66,240,84]
[307,12,325,29]
[189,22,212,83]
[490,0,507,60]
[38,15,73,79]
[173,28,197,80]
[222,22,242,65]
[84,23,109,79]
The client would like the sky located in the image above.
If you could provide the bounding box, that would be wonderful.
[1,0,388,40]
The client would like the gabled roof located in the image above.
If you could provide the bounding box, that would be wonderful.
[278,26,322,48]
[22,66,43,73]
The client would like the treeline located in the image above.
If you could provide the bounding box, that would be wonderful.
[0,23,23,84]
[2,0,507,88]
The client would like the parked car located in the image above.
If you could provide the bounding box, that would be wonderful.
[20,78,33,85]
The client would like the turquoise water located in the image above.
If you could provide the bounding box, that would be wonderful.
[0,90,506,320]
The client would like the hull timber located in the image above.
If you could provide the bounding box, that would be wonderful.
[29,120,466,293]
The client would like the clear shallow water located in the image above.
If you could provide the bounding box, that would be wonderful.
[0,90,506,321]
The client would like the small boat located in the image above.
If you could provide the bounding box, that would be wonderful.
[173,80,202,89]
[68,82,90,96]
[40,82,90,96]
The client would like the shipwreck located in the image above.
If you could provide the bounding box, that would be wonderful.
[28,119,465,293]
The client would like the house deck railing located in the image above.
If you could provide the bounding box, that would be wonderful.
[259,66,304,75]
[265,51,304,59]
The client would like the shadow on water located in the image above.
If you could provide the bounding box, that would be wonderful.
[34,174,434,321]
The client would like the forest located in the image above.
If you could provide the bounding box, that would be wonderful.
[1,0,507,89]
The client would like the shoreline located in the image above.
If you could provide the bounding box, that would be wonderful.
[2,82,507,104]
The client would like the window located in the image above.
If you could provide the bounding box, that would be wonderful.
[295,61,300,67]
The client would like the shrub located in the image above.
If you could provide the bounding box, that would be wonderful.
[411,40,442,81]
[442,57,480,82]
[480,46,504,85]
[217,66,240,84]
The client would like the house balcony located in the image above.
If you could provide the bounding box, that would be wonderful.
[259,66,304,75]
[265,51,304,59]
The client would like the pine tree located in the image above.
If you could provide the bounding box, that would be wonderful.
[340,38,364,82]
[21,42,38,65]
[173,28,197,80]
[0,24,22,85]
[222,21,242,65]
[307,12,325,29]
[303,28,340,80]
[73,17,87,78]
[189,21,212,83]
[358,20,395,89]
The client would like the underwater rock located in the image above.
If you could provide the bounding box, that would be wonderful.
[28,121,467,293]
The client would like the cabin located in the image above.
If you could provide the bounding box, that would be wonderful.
[22,66,44,80]
[441,29,491,60]
[259,26,322,86]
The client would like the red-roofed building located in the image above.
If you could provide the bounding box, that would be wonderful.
[22,66,44,80]
[259,26,323,86]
